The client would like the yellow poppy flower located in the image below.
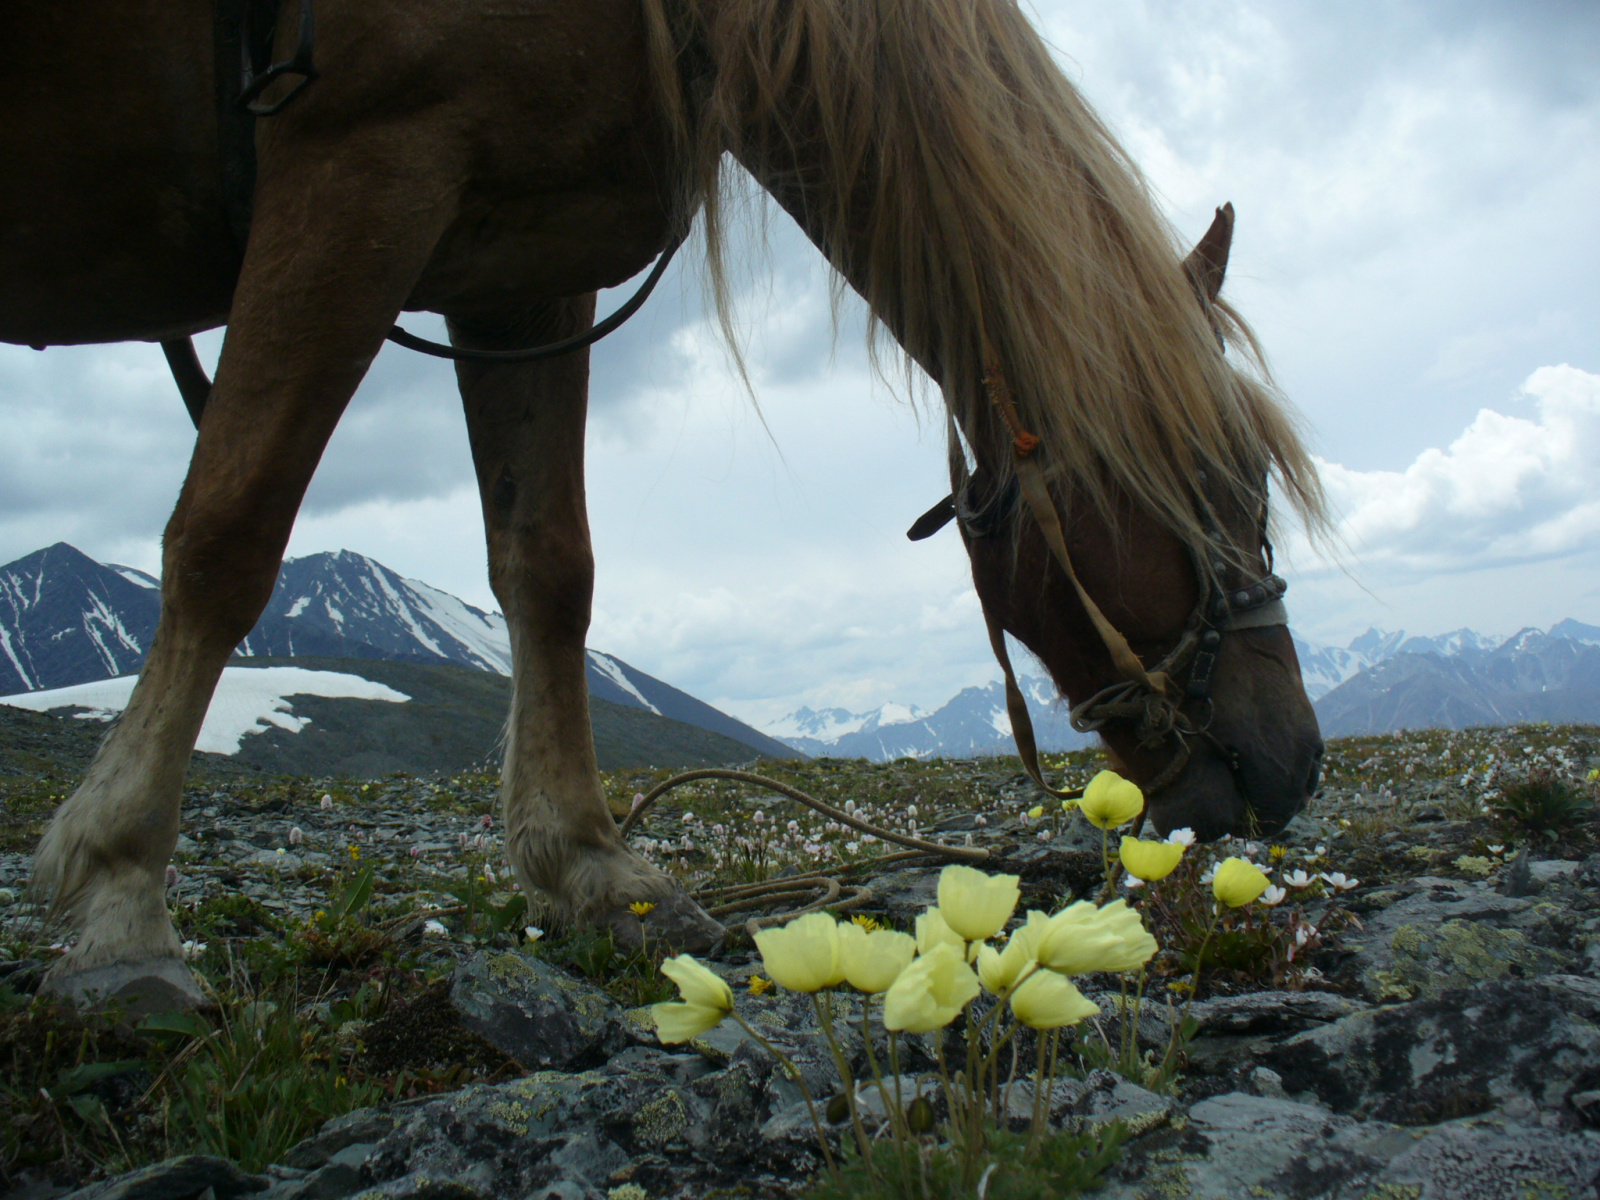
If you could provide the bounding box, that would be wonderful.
[882,943,980,1033]
[1212,857,1270,908]
[1118,837,1184,882]
[755,911,844,993]
[652,955,733,1043]
[1009,970,1099,1029]
[1078,771,1144,830]
[1035,899,1157,975]
[837,922,916,994]
[935,864,1020,942]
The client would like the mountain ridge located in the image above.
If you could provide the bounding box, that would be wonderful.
[0,543,793,762]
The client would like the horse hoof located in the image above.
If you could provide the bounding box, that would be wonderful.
[605,888,725,956]
[40,956,207,1016]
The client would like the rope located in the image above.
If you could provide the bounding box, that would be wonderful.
[616,767,992,934]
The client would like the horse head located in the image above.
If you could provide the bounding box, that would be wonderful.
[949,207,1324,840]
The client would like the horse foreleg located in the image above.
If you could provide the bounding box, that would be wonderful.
[31,146,456,1010]
[453,299,723,954]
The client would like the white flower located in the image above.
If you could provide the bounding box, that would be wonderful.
[907,805,918,818]
[1294,925,1317,948]
[1165,827,1197,848]
[1488,844,1505,855]
[181,940,207,961]
[320,795,334,811]
[524,926,544,943]
[1282,869,1315,888]
[1321,872,1359,891]
[1260,886,1287,906]
[846,842,860,854]
[423,919,449,937]
[1037,829,1051,843]
[289,826,304,846]
[1199,867,1217,886]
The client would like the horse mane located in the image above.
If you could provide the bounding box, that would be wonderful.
[641,0,1328,561]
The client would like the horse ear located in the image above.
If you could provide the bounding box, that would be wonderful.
[1183,202,1235,304]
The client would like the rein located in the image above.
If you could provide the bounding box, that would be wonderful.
[911,338,1288,806]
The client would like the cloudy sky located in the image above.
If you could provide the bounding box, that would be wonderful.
[3,0,1597,727]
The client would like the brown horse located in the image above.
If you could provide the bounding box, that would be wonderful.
[5,0,1327,1008]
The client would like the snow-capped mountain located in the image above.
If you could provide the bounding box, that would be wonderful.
[236,550,513,674]
[0,544,160,693]
[0,543,793,760]
[1315,623,1600,736]
[1293,626,1505,701]
[767,676,1093,761]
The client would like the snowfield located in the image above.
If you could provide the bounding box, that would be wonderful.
[0,666,410,755]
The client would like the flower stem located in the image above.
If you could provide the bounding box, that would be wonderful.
[816,992,875,1177]
[1158,903,1219,1082]
[729,1011,837,1177]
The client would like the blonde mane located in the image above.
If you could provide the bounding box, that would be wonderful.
[641,0,1328,559]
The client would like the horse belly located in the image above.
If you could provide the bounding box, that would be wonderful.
[0,0,239,345]
[395,0,680,315]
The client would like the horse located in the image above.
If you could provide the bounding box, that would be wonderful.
[5,0,1328,1009]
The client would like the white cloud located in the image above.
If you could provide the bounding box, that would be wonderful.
[1303,365,1600,574]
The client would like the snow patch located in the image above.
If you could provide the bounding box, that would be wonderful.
[109,565,159,590]
[1,666,410,755]
[287,596,311,618]
[587,650,660,713]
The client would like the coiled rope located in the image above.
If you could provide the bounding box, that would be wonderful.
[617,768,997,939]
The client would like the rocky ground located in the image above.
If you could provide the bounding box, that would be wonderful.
[2,723,1599,1199]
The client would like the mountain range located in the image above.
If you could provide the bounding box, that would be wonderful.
[762,620,1600,756]
[0,542,792,765]
[6,542,1598,763]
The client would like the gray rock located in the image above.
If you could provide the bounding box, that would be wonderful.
[61,1155,269,1200]
[304,1045,822,1199]
[1096,1092,1600,1200]
[448,951,627,1071]
[1261,978,1600,1129]
[1332,875,1569,1001]
[1186,989,1366,1035]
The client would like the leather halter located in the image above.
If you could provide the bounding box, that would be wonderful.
[908,341,1288,803]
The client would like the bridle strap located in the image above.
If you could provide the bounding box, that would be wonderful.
[981,339,1170,697]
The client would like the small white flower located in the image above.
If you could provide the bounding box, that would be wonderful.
[1165,827,1197,848]
[1283,869,1315,888]
[844,799,857,815]
[276,847,286,855]
[1487,844,1504,855]
[1313,844,1327,857]
[1260,886,1288,906]
[846,842,860,854]
[1199,867,1217,886]
[1294,924,1317,948]
[524,925,544,943]
[423,919,449,937]
[1037,829,1051,843]
[320,795,334,811]
[907,805,918,818]
[974,815,987,828]
[181,940,207,961]
[1122,875,1146,889]
[1245,841,1260,856]
[1321,872,1359,891]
